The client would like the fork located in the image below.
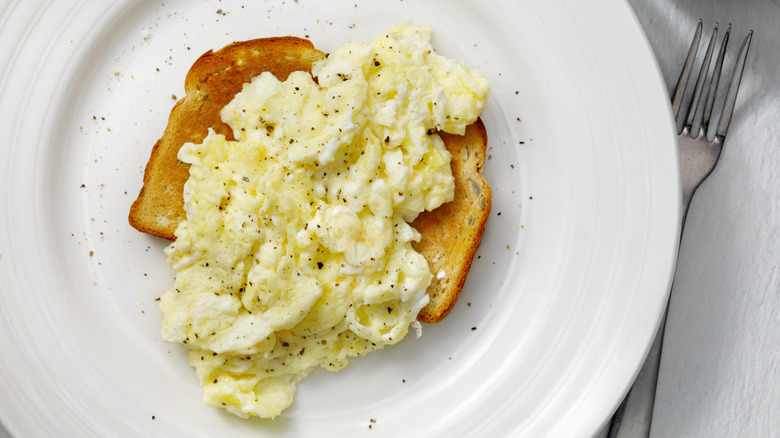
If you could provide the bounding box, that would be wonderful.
[608,20,753,438]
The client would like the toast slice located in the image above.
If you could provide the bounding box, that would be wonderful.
[129,37,490,323]
[412,119,490,322]
[128,37,326,239]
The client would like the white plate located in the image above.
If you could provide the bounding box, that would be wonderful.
[0,0,680,436]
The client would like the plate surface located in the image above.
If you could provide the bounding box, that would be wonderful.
[0,0,680,436]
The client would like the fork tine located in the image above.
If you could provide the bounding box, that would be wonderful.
[701,24,731,135]
[716,30,753,140]
[671,20,703,120]
[684,23,719,133]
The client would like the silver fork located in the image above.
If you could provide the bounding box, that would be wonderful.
[608,20,753,438]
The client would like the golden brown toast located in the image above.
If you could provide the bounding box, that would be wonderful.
[413,119,491,322]
[129,37,490,323]
[128,37,326,239]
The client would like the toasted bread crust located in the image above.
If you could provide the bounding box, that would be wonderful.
[129,37,490,322]
[413,119,490,322]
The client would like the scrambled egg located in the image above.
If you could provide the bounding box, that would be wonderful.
[160,22,489,418]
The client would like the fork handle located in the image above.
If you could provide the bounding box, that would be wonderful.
[608,197,694,438]
[608,298,668,438]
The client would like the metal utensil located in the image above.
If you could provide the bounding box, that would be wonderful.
[608,20,753,438]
